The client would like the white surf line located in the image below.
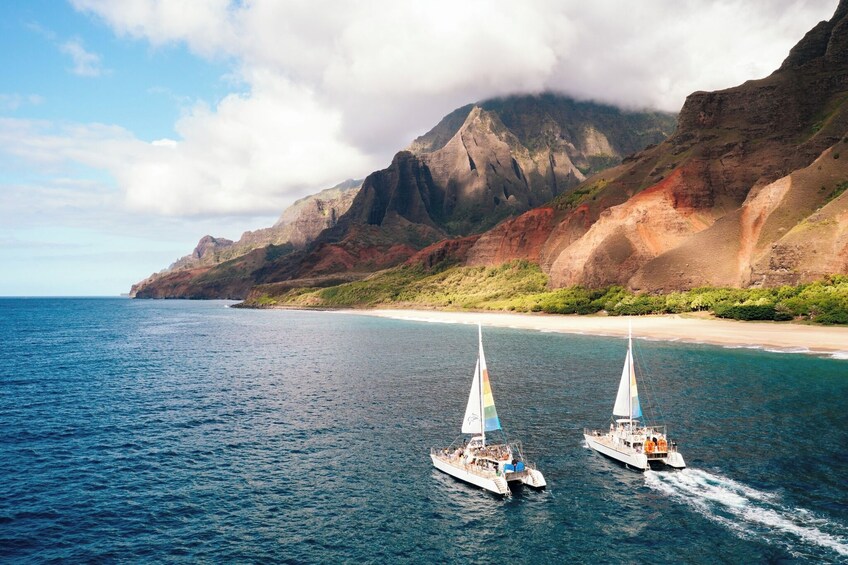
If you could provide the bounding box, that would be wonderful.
[645,469,848,558]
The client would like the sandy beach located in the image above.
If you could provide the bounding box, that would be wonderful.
[350,309,848,359]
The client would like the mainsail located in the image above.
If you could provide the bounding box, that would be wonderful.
[462,359,482,433]
[612,334,642,419]
[461,325,501,434]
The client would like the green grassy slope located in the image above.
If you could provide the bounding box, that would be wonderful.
[241,261,848,325]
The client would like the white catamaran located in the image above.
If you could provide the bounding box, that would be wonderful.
[430,324,546,495]
[584,326,686,471]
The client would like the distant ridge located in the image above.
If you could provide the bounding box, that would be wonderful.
[130,179,361,298]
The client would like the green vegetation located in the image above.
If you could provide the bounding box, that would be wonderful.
[826,181,848,204]
[246,262,848,325]
[553,178,609,210]
[259,260,547,309]
[265,243,295,262]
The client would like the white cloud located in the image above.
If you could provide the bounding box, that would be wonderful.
[0,76,374,217]
[118,76,375,216]
[71,0,238,58]
[46,0,841,217]
[60,38,107,77]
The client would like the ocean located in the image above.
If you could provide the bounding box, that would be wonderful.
[1,298,846,563]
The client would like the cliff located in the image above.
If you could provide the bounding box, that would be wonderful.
[462,0,848,291]
[133,95,675,298]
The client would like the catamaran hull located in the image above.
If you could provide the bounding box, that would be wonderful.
[430,455,546,494]
[664,451,686,469]
[584,434,648,471]
[584,434,686,471]
[519,469,546,488]
[430,454,510,495]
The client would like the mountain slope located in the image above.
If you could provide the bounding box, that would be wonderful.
[132,95,675,298]
[406,95,676,234]
[463,0,848,291]
[232,95,675,287]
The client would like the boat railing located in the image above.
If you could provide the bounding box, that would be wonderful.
[430,444,537,477]
[431,446,464,458]
[643,424,668,436]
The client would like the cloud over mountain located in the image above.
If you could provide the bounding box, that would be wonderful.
[31,0,839,217]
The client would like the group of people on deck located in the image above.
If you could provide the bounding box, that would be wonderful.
[643,436,668,454]
[472,444,510,461]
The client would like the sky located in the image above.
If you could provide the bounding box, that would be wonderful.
[0,0,839,296]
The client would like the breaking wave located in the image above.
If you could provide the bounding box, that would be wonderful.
[645,468,848,559]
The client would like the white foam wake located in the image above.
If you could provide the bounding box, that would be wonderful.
[645,468,848,558]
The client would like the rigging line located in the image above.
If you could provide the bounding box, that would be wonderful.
[633,340,658,423]
[486,330,516,444]
[634,339,666,424]
[494,365,515,448]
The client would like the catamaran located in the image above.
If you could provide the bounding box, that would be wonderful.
[430,324,546,495]
[584,325,686,471]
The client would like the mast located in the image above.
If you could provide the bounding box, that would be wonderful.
[628,321,632,424]
[478,323,485,447]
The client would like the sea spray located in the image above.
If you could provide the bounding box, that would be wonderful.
[645,469,848,559]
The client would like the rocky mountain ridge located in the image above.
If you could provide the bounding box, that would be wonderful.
[130,180,361,298]
[451,0,848,291]
[132,95,675,298]
[133,1,848,302]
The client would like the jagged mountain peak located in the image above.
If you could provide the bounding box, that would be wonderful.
[274,178,362,228]
[132,93,676,298]
[192,235,233,260]
[407,104,475,155]
[780,0,848,70]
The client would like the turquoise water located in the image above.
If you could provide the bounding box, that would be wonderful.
[1,298,846,562]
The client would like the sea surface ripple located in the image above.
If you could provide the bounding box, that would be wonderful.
[1,298,846,563]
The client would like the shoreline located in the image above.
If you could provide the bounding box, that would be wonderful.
[341,308,848,359]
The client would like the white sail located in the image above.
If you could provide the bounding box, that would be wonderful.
[612,346,633,417]
[612,335,642,419]
[461,358,482,434]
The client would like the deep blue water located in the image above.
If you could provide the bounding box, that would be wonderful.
[1,298,847,563]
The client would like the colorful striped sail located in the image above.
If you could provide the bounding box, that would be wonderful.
[461,325,501,434]
[478,333,501,432]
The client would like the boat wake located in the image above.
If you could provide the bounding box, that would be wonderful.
[645,468,848,558]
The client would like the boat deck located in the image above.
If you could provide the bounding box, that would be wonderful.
[430,449,536,482]
[431,452,500,479]
[584,429,676,461]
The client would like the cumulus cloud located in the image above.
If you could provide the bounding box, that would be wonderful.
[120,76,373,215]
[60,38,107,77]
[0,76,373,217]
[55,0,840,216]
